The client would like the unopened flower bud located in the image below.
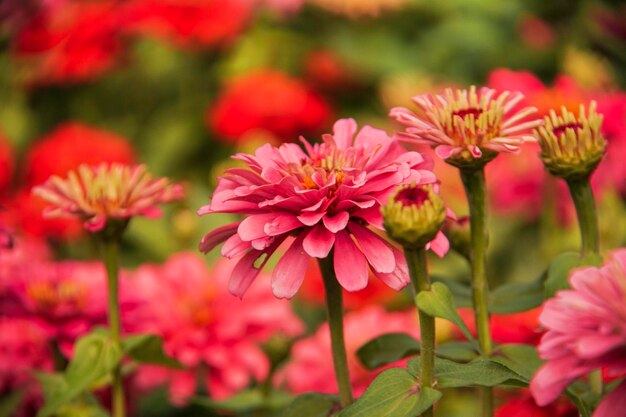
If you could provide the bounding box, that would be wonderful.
[382,184,446,249]
[536,101,607,180]
[443,216,471,259]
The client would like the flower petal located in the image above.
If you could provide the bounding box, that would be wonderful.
[593,380,626,417]
[333,230,368,292]
[426,231,450,258]
[272,235,309,299]
[303,225,335,258]
[323,212,350,233]
[199,222,241,253]
[372,245,410,290]
[347,223,395,273]
[238,213,276,242]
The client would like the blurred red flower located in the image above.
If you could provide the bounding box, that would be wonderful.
[12,1,126,84]
[122,0,252,48]
[0,134,15,196]
[208,69,332,144]
[25,122,136,188]
[496,392,577,417]
[458,307,543,345]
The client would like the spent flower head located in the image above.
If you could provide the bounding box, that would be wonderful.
[390,86,542,168]
[382,184,448,250]
[198,118,439,299]
[33,163,184,233]
[536,101,607,180]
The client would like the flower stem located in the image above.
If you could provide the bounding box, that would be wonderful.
[318,256,353,407]
[566,178,600,258]
[460,168,493,417]
[103,239,125,417]
[405,247,435,417]
[567,177,602,397]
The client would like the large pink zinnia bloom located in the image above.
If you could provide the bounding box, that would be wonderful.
[530,249,626,417]
[198,118,439,299]
[130,253,303,403]
[389,86,542,161]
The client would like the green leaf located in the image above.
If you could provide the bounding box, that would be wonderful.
[37,330,122,417]
[489,276,545,314]
[415,282,476,345]
[408,357,525,388]
[435,342,479,362]
[122,333,183,368]
[280,393,338,417]
[338,368,441,417]
[491,344,543,383]
[357,333,420,370]
[194,389,293,413]
[431,276,473,308]
[544,252,602,298]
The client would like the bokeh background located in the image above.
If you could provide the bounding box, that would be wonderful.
[1,0,626,416]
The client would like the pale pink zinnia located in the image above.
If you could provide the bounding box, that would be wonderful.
[130,253,303,403]
[390,86,542,163]
[33,163,184,232]
[530,249,626,417]
[198,118,439,299]
[277,306,419,396]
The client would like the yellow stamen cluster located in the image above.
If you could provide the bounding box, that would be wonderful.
[27,280,88,311]
[536,101,606,180]
[382,184,446,249]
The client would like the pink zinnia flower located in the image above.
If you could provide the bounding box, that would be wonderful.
[33,163,184,232]
[390,86,542,163]
[277,306,419,396]
[530,249,626,416]
[6,260,137,355]
[198,118,438,298]
[130,253,303,403]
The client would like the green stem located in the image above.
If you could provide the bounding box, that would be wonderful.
[566,178,600,258]
[405,248,435,417]
[318,256,354,407]
[567,177,602,397]
[103,239,125,417]
[460,168,493,417]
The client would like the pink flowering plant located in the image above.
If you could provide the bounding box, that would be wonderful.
[3,5,626,415]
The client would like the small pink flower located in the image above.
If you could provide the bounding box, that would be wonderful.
[33,163,184,232]
[130,253,303,404]
[530,249,626,416]
[277,306,419,396]
[390,86,542,164]
[198,118,439,299]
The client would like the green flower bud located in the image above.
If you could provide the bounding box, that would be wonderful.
[382,184,446,249]
[537,101,607,180]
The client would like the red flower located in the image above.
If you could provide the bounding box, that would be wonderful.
[12,1,127,84]
[208,69,332,144]
[25,122,135,188]
[0,134,15,196]
[496,392,577,417]
[122,0,252,48]
[458,308,543,345]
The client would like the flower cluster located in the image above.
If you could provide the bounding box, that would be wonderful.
[198,118,438,298]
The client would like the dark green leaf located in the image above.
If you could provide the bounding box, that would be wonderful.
[435,342,479,362]
[491,344,542,383]
[280,393,338,417]
[338,368,441,417]
[357,333,420,370]
[37,330,122,417]
[415,282,476,345]
[431,276,472,308]
[193,389,293,413]
[544,252,602,298]
[122,334,183,368]
[489,277,545,314]
[408,357,525,388]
